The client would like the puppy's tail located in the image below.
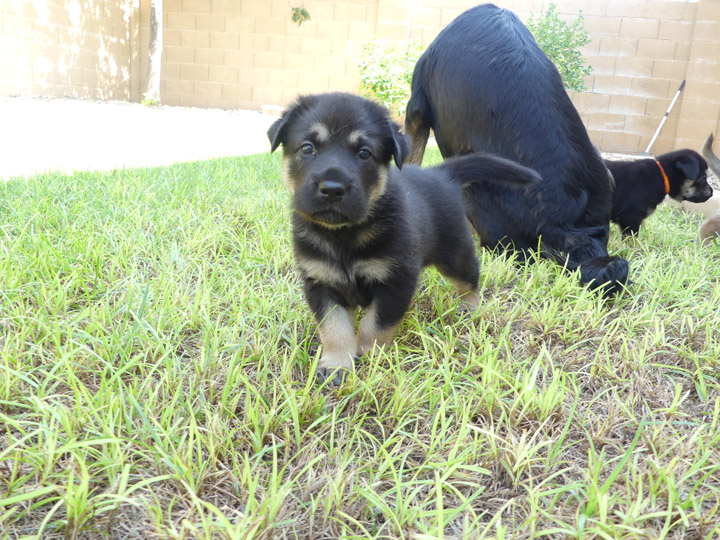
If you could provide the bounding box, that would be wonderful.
[440,153,542,188]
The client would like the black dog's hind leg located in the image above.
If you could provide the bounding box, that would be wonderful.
[405,90,431,165]
[437,242,481,313]
[542,225,629,295]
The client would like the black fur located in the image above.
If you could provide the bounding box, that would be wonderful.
[607,150,712,235]
[404,3,629,294]
[268,92,540,383]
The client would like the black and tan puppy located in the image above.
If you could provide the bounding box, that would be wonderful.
[606,150,712,236]
[405,3,628,294]
[268,92,540,383]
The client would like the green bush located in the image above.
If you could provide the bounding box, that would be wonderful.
[356,37,426,118]
[526,3,593,92]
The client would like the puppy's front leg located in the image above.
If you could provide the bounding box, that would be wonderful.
[357,281,415,356]
[304,280,357,384]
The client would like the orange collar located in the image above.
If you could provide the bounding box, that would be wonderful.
[655,160,670,195]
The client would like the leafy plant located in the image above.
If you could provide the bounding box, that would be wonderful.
[290,6,310,26]
[526,3,592,92]
[357,37,426,118]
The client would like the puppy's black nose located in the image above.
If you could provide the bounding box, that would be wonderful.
[318,180,346,202]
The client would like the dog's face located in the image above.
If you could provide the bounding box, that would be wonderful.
[670,151,713,203]
[268,93,409,228]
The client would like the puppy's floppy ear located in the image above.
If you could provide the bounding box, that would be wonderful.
[267,115,289,153]
[674,154,702,180]
[392,127,410,169]
[267,95,318,153]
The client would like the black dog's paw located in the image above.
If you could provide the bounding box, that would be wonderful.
[581,256,630,296]
[316,363,355,386]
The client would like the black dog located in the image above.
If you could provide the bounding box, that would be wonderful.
[606,150,712,236]
[268,92,540,383]
[405,3,628,294]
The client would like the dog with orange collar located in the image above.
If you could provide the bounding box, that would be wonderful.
[606,149,713,236]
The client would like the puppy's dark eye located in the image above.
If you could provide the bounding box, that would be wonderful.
[357,148,372,160]
[300,143,314,155]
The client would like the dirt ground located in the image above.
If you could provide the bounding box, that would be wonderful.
[0,96,277,181]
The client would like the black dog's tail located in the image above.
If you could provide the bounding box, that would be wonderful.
[440,153,542,187]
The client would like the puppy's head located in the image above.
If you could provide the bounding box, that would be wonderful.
[268,93,409,228]
[666,151,713,203]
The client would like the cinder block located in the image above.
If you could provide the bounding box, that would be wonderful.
[593,74,632,95]
[165,78,194,95]
[224,49,254,68]
[167,12,195,30]
[240,1,271,18]
[678,100,720,122]
[194,80,223,99]
[212,0,242,15]
[378,4,410,24]
[605,0,646,18]
[207,97,239,109]
[619,18,659,39]
[195,47,224,66]
[181,30,209,48]
[680,80,720,101]
[673,41,692,61]
[335,3,367,22]
[166,46,194,63]
[253,51,284,70]
[238,67,268,86]
[636,38,675,59]
[651,60,686,80]
[609,94,647,115]
[688,41,720,63]
[222,82,252,101]
[195,14,225,32]
[164,29,182,47]
[252,84,282,105]
[675,119,719,141]
[210,32,238,49]
[686,61,720,82]
[603,131,642,154]
[298,70,329,91]
[440,8,463,27]
[165,0,184,12]
[614,57,653,77]
[586,129,605,150]
[299,37,332,56]
[588,56,616,75]
[316,20,350,40]
[697,0,720,21]
[692,21,720,42]
[631,77,670,98]
[162,62,181,80]
[329,73,361,92]
[598,36,638,57]
[180,63,209,81]
[658,20,694,41]
[179,95,209,107]
[225,15,254,33]
[649,0,697,21]
[376,23,412,41]
[571,91,610,113]
[255,17,287,35]
[209,65,238,83]
[184,0,212,14]
[313,56,347,76]
[624,114,658,136]
[348,21,373,40]
[282,53,315,71]
[587,112,626,131]
[583,15,621,36]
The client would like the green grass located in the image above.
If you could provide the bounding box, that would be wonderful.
[1,147,719,539]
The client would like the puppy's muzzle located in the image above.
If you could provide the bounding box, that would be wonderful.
[318,179,347,203]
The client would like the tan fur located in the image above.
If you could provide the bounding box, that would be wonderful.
[353,258,394,283]
[310,122,330,143]
[698,211,720,247]
[357,302,398,356]
[368,165,388,209]
[297,257,346,287]
[450,279,480,312]
[282,156,294,194]
[348,129,367,146]
[318,306,357,371]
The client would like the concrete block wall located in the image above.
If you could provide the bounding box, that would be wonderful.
[0,0,139,100]
[2,0,719,153]
[161,0,375,109]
